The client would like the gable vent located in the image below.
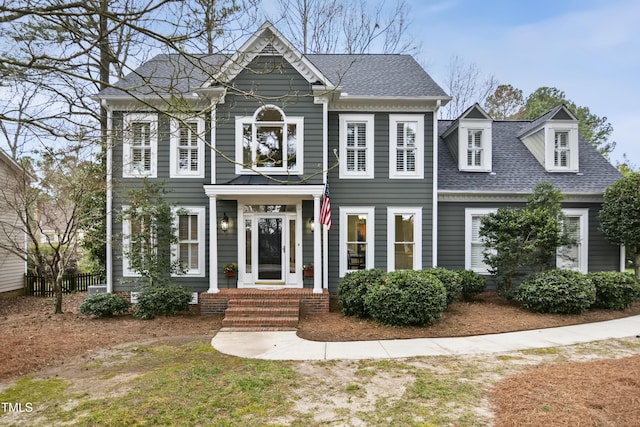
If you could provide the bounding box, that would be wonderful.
[260,43,279,55]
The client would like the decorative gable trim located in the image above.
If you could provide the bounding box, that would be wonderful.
[205,22,334,90]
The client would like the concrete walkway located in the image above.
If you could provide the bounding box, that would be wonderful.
[211,315,640,360]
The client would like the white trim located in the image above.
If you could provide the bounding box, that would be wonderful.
[620,245,626,272]
[321,98,329,290]
[104,101,113,292]
[339,114,375,179]
[432,105,439,267]
[204,184,324,198]
[210,108,216,184]
[557,208,589,273]
[120,205,140,277]
[458,120,492,172]
[439,191,605,203]
[387,207,422,271]
[169,116,206,178]
[171,206,206,277]
[208,197,219,293]
[339,206,375,277]
[388,114,424,179]
[464,208,497,273]
[122,113,158,178]
[234,106,304,175]
[544,122,579,172]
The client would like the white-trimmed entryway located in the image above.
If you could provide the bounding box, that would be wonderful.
[203,184,325,294]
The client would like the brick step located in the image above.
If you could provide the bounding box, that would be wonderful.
[227,298,300,307]
[224,306,299,317]
[221,316,299,328]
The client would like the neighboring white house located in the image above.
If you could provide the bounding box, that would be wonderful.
[0,148,28,295]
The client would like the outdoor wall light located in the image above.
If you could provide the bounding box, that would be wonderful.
[308,217,315,232]
[220,213,229,232]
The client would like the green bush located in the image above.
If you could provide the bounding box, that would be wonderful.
[456,270,487,300]
[133,283,192,320]
[421,268,462,305]
[515,270,595,314]
[79,293,130,318]
[338,269,384,317]
[588,271,640,310]
[364,270,447,327]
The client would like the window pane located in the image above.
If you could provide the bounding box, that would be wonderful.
[289,219,296,274]
[406,149,415,171]
[395,214,414,242]
[245,219,252,274]
[346,150,355,171]
[405,123,416,147]
[256,126,283,167]
[347,124,355,147]
[396,149,404,171]
[357,150,366,171]
[357,125,366,147]
[243,124,252,165]
[395,243,413,269]
[346,215,366,270]
[256,107,283,122]
[190,215,198,240]
[287,124,297,170]
[179,216,188,240]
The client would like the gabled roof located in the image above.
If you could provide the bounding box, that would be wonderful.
[438,120,621,194]
[517,104,577,138]
[97,23,448,101]
[441,103,492,138]
[206,21,333,88]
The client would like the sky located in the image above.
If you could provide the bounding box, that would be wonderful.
[405,0,640,166]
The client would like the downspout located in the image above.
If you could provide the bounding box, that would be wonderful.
[432,100,441,267]
[103,99,113,292]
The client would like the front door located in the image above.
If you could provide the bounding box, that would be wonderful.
[257,216,284,282]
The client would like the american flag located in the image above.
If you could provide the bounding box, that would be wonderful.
[320,182,331,230]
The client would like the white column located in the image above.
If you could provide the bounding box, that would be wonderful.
[313,194,322,293]
[208,196,220,293]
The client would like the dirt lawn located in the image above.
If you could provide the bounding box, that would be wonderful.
[1,292,640,426]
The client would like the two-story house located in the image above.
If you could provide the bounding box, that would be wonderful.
[96,22,623,315]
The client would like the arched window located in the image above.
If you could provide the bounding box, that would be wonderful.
[236,105,304,174]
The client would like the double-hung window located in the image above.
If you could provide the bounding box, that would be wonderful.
[339,207,375,276]
[465,208,497,273]
[389,115,424,179]
[235,105,303,174]
[170,117,205,178]
[554,131,570,168]
[123,113,157,178]
[339,114,374,178]
[173,207,206,277]
[467,129,483,167]
[387,207,422,270]
[557,209,588,273]
[121,207,154,277]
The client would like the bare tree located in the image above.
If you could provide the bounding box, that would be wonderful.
[440,56,498,119]
[271,0,419,54]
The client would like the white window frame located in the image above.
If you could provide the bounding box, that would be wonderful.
[339,114,375,179]
[170,116,206,178]
[464,208,497,274]
[172,206,206,277]
[458,121,492,172]
[235,105,304,175]
[387,207,422,271]
[544,122,579,172]
[389,115,424,179]
[122,113,158,178]
[339,206,375,277]
[557,208,589,273]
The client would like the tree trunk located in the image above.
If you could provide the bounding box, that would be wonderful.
[635,251,640,279]
[53,275,63,314]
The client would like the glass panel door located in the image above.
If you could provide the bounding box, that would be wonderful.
[257,216,283,282]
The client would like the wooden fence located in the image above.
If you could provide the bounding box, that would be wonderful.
[24,273,103,297]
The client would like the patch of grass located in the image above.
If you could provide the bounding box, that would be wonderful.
[0,377,68,410]
[520,347,562,356]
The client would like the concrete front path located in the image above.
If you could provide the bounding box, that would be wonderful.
[211,315,640,360]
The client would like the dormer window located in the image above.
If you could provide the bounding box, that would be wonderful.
[554,131,569,168]
[467,129,484,167]
[235,105,304,175]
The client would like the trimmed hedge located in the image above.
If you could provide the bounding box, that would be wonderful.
[515,270,595,314]
[133,283,192,320]
[588,271,640,310]
[456,269,487,300]
[421,268,463,305]
[79,292,131,318]
[364,270,447,326]
[338,269,385,317]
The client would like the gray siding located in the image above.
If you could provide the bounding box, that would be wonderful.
[326,111,435,293]
[0,159,25,293]
[111,111,212,292]
[214,56,323,185]
[444,128,459,166]
[437,201,621,273]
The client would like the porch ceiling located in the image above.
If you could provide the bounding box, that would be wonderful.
[203,184,325,200]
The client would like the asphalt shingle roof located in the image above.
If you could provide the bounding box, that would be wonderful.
[438,120,621,194]
[99,53,447,98]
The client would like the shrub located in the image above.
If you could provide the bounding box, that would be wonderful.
[364,270,447,327]
[456,269,487,300]
[79,293,130,318]
[133,283,192,320]
[421,268,462,305]
[515,270,595,314]
[338,269,384,317]
[588,271,640,310]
